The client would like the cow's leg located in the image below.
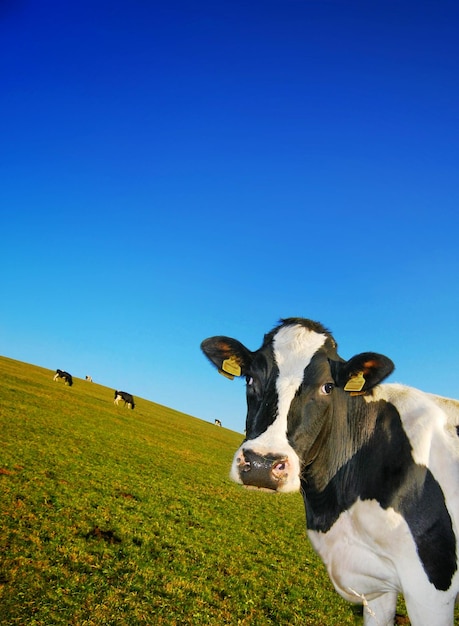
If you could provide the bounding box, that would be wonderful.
[402,592,455,626]
[362,592,397,626]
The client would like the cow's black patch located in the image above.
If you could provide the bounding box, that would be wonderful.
[303,401,457,591]
[244,353,279,440]
[401,469,456,590]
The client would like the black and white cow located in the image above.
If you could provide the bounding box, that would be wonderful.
[201,318,459,626]
[114,390,135,409]
[53,369,73,386]
[215,419,222,427]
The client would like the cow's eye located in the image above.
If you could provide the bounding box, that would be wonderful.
[320,382,334,395]
[246,376,254,387]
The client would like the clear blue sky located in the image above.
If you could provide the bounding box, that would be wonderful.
[1,0,458,433]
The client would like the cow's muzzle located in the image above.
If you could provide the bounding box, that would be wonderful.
[235,448,290,491]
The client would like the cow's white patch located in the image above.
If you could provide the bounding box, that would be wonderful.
[309,499,418,600]
[369,384,459,467]
[274,324,327,433]
[231,324,327,492]
[309,498,459,624]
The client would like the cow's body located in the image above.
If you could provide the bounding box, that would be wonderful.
[201,318,459,626]
[114,390,135,409]
[53,369,73,386]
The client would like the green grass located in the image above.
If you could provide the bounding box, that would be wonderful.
[0,355,398,625]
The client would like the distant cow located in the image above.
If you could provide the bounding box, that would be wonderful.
[114,390,135,409]
[214,419,222,427]
[85,375,93,382]
[201,317,459,626]
[53,369,73,386]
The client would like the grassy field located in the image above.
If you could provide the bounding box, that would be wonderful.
[0,355,410,625]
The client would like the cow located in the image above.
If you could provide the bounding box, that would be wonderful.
[85,375,93,382]
[53,369,73,386]
[201,317,459,626]
[214,419,222,427]
[114,390,135,409]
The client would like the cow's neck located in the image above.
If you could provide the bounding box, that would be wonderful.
[303,394,380,493]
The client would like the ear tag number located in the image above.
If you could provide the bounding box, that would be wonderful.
[222,357,241,377]
[344,372,366,392]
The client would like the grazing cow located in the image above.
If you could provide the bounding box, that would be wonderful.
[53,369,73,386]
[85,375,93,382]
[201,318,459,626]
[114,390,135,409]
[214,419,222,427]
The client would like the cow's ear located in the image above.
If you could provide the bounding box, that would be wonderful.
[334,352,394,393]
[200,336,252,380]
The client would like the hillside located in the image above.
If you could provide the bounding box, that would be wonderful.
[0,355,365,625]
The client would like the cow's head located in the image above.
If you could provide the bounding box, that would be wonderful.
[201,318,394,493]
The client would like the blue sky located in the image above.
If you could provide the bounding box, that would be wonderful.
[1,0,458,433]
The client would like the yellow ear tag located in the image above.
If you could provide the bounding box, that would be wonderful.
[344,371,366,392]
[222,356,241,377]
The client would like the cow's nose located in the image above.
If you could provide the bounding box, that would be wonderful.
[236,448,290,491]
